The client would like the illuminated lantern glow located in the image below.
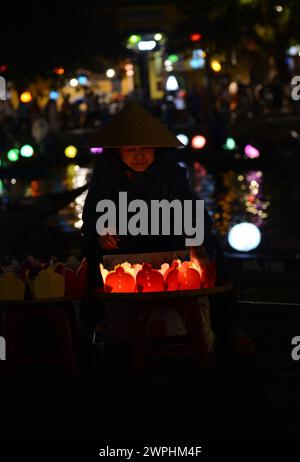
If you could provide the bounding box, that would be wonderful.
[228,222,261,252]
[65,145,78,159]
[104,266,136,293]
[138,40,156,51]
[190,33,202,42]
[223,137,236,150]
[166,75,179,91]
[165,261,202,291]
[128,34,141,45]
[106,68,116,78]
[176,133,189,147]
[90,147,103,154]
[244,144,260,159]
[136,263,165,293]
[20,91,32,103]
[20,144,34,158]
[192,135,206,149]
[7,149,19,162]
[211,60,222,72]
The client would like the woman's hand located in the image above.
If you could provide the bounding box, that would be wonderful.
[99,234,120,250]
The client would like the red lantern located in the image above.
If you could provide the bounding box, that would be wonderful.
[201,261,217,288]
[105,266,136,293]
[136,263,165,293]
[165,260,202,291]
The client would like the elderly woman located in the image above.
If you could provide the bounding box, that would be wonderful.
[81,103,252,354]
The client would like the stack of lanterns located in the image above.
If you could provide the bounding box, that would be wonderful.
[100,259,216,293]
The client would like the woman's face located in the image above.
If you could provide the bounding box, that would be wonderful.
[118,146,155,172]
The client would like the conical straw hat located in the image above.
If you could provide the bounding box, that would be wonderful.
[88,102,182,148]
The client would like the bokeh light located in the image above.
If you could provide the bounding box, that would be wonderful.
[244,144,260,158]
[20,91,32,103]
[192,135,206,149]
[7,149,19,162]
[20,144,34,158]
[65,145,78,159]
[228,222,261,252]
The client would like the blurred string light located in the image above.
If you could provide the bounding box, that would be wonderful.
[275,5,283,12]
[7,149,19,162]
[192,135,206,149]
[20,144,34,158]
[223,137,236,150]
[229,82,238,95]
[90,147,103,154]
[20,91,32,103]
[228,222,261,252]
[53,67,65,75]
[65,145,78,159]
[287,45,300,56]
[138,40,156,51]
[78,75,88,85]
[70,78,79,87]
[190,33,202,42]
[154,33,163,41]
[106,68,116,78]
[176,134,189,147]
[211,60,222,72]
[49,90,59,100]
[128,34,141,45]
[168,54,179,63]
[166,75,179,91]
[190,49,205,69]
[244,144,260,158]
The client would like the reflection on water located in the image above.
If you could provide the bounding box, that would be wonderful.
[0,159,298,256]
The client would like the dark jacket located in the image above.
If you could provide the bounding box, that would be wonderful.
[81,151,215,286]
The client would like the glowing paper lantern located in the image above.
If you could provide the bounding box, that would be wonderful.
[228,222,261,252]
[90,147,103,154]
[7,149,19,162]
[224,137,236,150]
[192,135,206,149]
[105,266,136,293]
[20,144,34,158]
[20,91,32,103]
[211,60,222,72]
[128,34,141,45]
[166,75,179,91]
[136,264,164,292]
[165,261,202,291]
[244,144,260,159]
[176,134,189,147]
[65,145,78,159]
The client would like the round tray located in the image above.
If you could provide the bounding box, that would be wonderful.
[93,281,233,301]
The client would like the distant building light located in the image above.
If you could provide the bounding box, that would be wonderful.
[192,135,206,149]
[49,90,59,100]
[168,54,179,63]
[154,33,163,41]
[70,78,79,87]
[78,75,88,85]
[128,34,141,45]
[106,68,116,78]
[211,60,222,72]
